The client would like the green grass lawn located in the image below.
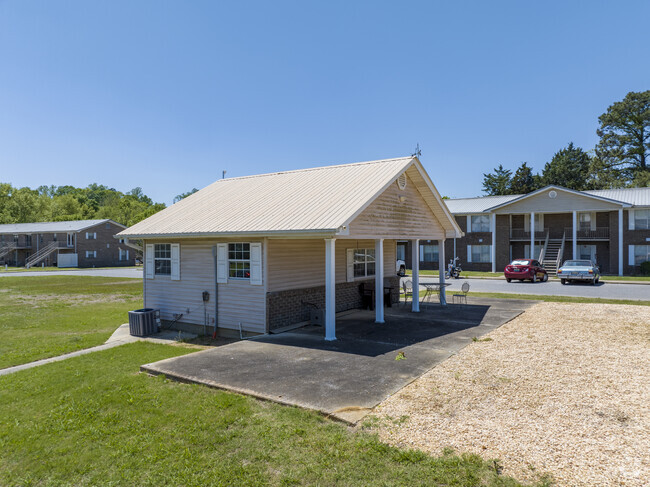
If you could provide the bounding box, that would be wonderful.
[408,269,650,281]
[0,276,142,369]
[0,342,540,486]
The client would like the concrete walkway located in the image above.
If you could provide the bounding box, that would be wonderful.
[141,297,534,424]
[0,324,197,377]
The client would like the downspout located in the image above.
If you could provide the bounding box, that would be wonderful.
[212,245,219,338]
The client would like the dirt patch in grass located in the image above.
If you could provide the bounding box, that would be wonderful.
[11,293,139,307]
[372,302,650,486]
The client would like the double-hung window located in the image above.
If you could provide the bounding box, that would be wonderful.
[85,250,97,258]
[419,244,438,263]
[633,245,650,266]
[154,244,171,275]
[468,244,491,263]
[353,249,375,278]
[634,209,650,230]
[470,215,490,232]
[228,243,251,279]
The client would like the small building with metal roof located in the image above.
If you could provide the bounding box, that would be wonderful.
[117,156,462,340]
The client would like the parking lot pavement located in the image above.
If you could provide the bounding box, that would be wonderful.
[0,268,143,278]
[417,276,650,301]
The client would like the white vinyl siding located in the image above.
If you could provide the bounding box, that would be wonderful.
[468,244,491,263]
[144,239,266,334]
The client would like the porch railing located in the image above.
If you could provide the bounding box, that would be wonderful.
[563,227,610,240]
[510,228,549,240]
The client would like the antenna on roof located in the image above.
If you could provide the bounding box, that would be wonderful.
[411,143,421,158]
[222,170,227,179]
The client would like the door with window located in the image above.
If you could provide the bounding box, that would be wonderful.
[578,245,596,263]
[67,233,75,248]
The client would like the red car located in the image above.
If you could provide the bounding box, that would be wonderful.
[504,259,548,283]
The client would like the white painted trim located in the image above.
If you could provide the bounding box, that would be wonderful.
[374,239,384,323]
[439,239,446,306]
[572,210,577,260]
[325,238,336,341]
[618,210,623,275]
[216,243,227,283]
[629,209,635,230]
[411,239,420,312]
[145,244,154,279]
[249,242,262,285]
[467,245,472,263]
[491,213,496,272]
[170,243,181,280]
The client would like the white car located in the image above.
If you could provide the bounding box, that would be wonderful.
[557,260,600,285]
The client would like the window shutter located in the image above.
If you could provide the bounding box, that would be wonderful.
[467,216,471,233]
[250,242,262,285]
[171,243,181,281]
[94,232,97,239]
[85,232,89,239]
[467,245,472,263]
[629,210,635,230]
[216,243,227,284]
[629,245,635,266]
[346,249,354,282]
[145,244,154,279]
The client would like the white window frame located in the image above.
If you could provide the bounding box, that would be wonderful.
[467,244,492,263]
[633,209,650,230]
[228,242,251,279]
[119,248,130,261]
[85,250,97,258]
[86,232,97,240]
[470,214,490,232]
[154,243,172,276]
[348,248,376,280]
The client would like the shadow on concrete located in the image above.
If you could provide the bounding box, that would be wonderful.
[141,297,535,424]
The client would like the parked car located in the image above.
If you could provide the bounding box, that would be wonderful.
[396,259,406,276]
[504,259,548,283]
[557,260,600,285]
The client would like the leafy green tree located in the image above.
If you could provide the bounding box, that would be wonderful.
[509,162,540,194]
[541,143,592,190]
[596,90,650,181]
[482,164,512,195]
[173,188,199,203]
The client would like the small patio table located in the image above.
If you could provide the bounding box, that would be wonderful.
[420,282,451,304]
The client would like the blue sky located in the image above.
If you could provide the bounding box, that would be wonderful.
[1,1,648,205]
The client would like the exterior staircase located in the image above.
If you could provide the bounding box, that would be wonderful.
[25,241,60,268]
[542,239,563,276]
[0,242,18,260]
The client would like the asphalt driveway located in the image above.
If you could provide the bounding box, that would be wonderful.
[141,297,534,423]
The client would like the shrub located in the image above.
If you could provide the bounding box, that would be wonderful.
[640,261,650,276]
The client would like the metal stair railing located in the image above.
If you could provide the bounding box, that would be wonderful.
[25,241,61,268]
[538,231,549,262]
[555,232,566,273]
[0,242,18,259]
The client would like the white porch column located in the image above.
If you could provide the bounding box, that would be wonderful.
[572,210,578,259]
[374,239,384,323]
[439,239,447,306]
[411,239,420,312]
[530,211,535,259]
[491,213,496,272]
[324,238,336,341]
[453,238,457,260]
[618,209,623,276]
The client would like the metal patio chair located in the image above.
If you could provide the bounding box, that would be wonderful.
[402,279,413,306]
[453,281,470,306]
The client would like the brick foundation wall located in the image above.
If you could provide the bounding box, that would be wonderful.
[266,276,401,331]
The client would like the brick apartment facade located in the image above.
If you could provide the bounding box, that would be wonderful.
[400,186,650,276]
[0,219,135,268]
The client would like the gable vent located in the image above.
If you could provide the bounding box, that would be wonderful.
[397,173,407,190]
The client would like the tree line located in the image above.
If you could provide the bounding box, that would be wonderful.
[0,183,167,226]
[483,90,650,195]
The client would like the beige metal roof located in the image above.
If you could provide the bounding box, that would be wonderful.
[118,157,462,239]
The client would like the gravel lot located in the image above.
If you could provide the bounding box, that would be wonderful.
[373,302,650,486]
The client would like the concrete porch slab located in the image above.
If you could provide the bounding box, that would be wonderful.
[141,298,535,423]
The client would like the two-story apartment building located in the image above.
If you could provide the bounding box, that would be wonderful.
[399,186,650,276]
[0,219,135,268]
